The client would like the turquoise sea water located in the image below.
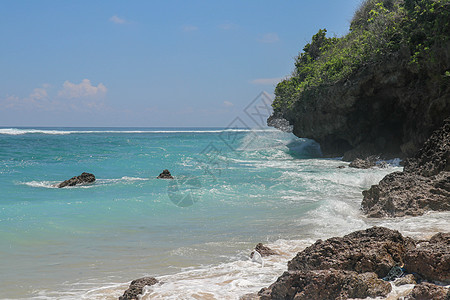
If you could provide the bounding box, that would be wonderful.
[1,127,448,299]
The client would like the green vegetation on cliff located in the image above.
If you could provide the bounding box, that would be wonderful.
[272,0,450,112]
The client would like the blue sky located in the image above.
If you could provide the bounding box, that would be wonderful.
[0,0,362,127]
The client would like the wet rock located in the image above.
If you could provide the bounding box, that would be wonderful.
[393,274,416,286]
[119,277,158,300]
[287,227,415,278]
[157,169,173,179]
[362,119,450,217]
[250,243,277,258]
[258,269,391,300]
[349,156,377,169]
[404,282,449,300]
[239,293,260,300]
[404,232,450,284]
[362,171,450,217]
[57,172,95,188]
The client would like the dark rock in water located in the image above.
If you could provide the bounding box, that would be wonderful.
[349,156,377,169]
[250,243,277,258]
[404,282,449,300]
[404,232,450,284]
[362,119,450,217]
[287,227,414,278]
[119,277,158,300]
[157,169,173,179]
[337,165,346,169]
[362,171,450,217]
[258,269,391,300]
[57,172,95,188]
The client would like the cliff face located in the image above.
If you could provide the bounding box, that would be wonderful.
[268,0,450,160]
[269,48,450,160]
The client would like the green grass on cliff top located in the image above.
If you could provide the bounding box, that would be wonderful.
[272,0,450,112]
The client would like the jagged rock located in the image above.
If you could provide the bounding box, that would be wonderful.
[349,156,377,169]
[362,171,450,217]
[250,243,277,258]
[393,274,416,286]
[258,269,391,300]
[362,119,450,217]
[157,169,173,179]
[404,117,450,176]
[287,227,415,278]
[57,172,95,188]
[119,277,158,300]
[404,282,449,300]
[404,232,450,284]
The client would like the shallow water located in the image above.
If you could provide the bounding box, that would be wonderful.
[0,127,448,299]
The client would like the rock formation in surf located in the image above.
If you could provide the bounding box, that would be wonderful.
[255,227,450,299]
[362,118,450,217]
[119,277,158,300]
[157,169,174,179]
[57,172,95,188]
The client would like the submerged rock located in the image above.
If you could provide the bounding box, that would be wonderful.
[362,118,450,217]
[57,172,95,188]
[404,282,449,300]
[119,277,158,300]
[157,169,173,179]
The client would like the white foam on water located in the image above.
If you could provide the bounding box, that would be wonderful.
[0,128,278,135]
[20,177,149,189]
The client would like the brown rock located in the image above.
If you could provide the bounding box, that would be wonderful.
[362,171,450,217]
[287,227,415,278]
[57,172,95,188]
[404,232,450,284]
[404,282,449,300]
[119,277,158,300]
[250,243,277,258]
[258,269,391,300]
[239,293,260,300]
[393,274,416,286]
[349,156,377,169]
[157,169,173,179]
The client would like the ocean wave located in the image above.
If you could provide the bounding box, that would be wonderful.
[20,177,150,189]
[0,128,278,135]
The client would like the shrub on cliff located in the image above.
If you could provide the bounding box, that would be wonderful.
[272,0,450,112]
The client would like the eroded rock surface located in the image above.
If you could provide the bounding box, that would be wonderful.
[157,169,174,179]
[404,282,449,300]
[57,172,95,188]
[119,277,158,300]
[362,118,450,217]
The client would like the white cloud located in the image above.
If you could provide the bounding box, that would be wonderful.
[251,77,284,85]
[223,101,234,107]
[258,33,280,43]
[58,79,107,99]
[110,15,126,24]
[0,84,54,110]
[219,23,238,30]
[182,25,198,32]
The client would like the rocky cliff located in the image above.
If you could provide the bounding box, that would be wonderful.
[268,0,450,161]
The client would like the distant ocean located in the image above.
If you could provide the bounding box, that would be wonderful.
[1,127,448,299]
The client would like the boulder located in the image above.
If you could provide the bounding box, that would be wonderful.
[157,169,173,179]
[57,172,95,188]
[258,269,391,300]
[393,274,416,286]
[349,156,377,169]
[404,282,449,300]
[287,227,415,278]
[404,232,450,284]
[250,243,277,258]
[119,277,158,300]
[362,118,450,217]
